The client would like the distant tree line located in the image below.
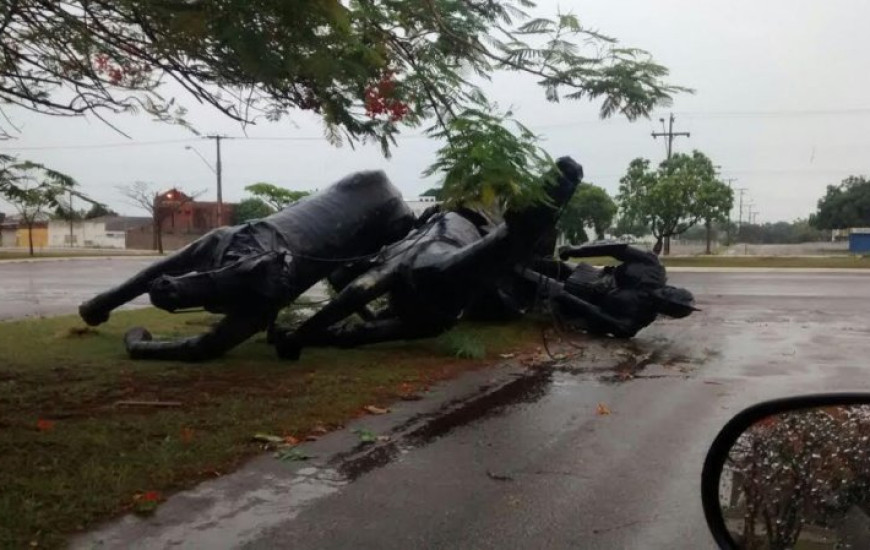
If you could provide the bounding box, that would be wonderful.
[810,175,870,230]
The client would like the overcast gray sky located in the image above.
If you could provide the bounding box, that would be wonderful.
[3,0,869,222]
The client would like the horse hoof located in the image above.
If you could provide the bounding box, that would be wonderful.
[79,303,110,326]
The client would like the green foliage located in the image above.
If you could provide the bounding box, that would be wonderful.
[612,215,650,238]
[617,151,733,249]
[0,0,685,145]
[423,108,554,210]
[736,219,829,244]
[436,331,487,359]
[558,183,617,243]
[234,197,275,223]
[0,158,88,255]
[85,203,118,219]
[810,176,870,230]
[244,183,310,210]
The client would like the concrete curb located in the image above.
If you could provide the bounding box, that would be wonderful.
[0,255,160,264]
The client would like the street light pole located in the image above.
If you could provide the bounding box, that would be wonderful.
[205,135,224,226]
[185,140,223,227]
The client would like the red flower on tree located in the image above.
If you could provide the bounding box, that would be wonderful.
[364,70,411,122]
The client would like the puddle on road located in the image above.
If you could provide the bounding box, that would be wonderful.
[336,367,554,480]
[333,338,705,480]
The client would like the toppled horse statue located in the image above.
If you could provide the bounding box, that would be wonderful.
[79,171,415,361]
[512,242,697,338]
[273,156,584,359]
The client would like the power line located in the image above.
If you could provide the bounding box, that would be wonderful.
[1,137,199,151]
[5,106,870,152]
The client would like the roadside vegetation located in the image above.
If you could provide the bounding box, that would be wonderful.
[0,307,543,548]
[583,255,870,269]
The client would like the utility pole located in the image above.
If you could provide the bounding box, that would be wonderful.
[204,135,225,227]
[68,190,74,248]
[723,178,737,245]
[651,113,691,160]
[735,188,748,229]
[651,113,690,255]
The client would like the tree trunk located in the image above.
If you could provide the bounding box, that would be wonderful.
[664,235,671,255]
[705,218,713,254]
[27,221,34,257]
[653,235,663,255]
[152,215,164,255]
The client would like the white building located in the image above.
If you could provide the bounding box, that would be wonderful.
[47,216,151,249]
[404,196,440,217]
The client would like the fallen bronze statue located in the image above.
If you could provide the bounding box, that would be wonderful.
[272,156,584,359]
[514,242,698,338]
[79,170,415,361]
[80,155,697,362]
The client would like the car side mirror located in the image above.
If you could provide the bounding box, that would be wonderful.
[702,393,870,549]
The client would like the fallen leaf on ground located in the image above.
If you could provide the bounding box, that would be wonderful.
[133,490,162,515]
[596,403,611,416]
[252,433,284,444]
[499,353,516,359]
[376,435,391,442]
[274,448,312,462]
[486,470,514,482]
[353,428,377,443]
[283,435,300,445]
[311,425,329,435]
[180,427,194,443]
[36,419,55,432]
[364,405,390,415]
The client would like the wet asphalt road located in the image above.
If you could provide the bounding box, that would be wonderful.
[234,271,870,550]
[0,257,156,320]
[67,268,870,549]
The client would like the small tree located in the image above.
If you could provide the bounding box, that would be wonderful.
[696,179,735,254]
[558,183,617,243]
[0,160,81,256]
[244,183,310,210]
[617,151,729,255]
[234,198,274,224]
[423,108,553,211]
[118,182,199,254]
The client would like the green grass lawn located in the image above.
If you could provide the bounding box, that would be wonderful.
[0,309,543,548]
